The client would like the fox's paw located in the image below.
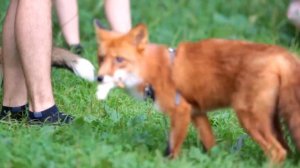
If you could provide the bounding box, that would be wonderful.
[164,141,177,159]
[73,58,95,81]
[164,142,172,157]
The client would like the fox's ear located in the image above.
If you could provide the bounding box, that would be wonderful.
[93,19,121,43]
[128,24,148,51]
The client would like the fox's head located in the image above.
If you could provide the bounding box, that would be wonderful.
[94,20,149,100]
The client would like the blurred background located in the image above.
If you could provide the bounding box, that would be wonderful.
[0,0,296,51]
[0,1,300,167]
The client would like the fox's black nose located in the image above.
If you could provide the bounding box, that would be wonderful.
[97,75,104,82]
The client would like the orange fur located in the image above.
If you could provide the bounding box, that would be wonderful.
[95,23,300,163]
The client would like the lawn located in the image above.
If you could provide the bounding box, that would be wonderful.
[0,0,300,167]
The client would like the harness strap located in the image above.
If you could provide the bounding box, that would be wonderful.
[168,48,176,64]
[175,91,181,106]
[144,84,155,101]
[168,48,182,106]
[143,47,182,106]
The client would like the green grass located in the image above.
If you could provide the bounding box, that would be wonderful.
[1,0,300,167]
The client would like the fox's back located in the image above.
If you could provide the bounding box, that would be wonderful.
[172,39,292,110]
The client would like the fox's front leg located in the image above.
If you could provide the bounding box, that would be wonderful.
[164,103,191,158]
[191,109,216,151]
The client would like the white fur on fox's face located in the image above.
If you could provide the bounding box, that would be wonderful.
[96,81,115,100]
[96,75,115,100]
[95,70,142,100]
[113,69,142,88]
[113,69,144,99]
[102,75,114,83]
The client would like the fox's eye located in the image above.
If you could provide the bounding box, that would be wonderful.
[115,56,125,63]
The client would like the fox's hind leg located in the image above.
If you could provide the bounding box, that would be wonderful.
[234,103,287,163]
[233,75,287,163]
[191,108,216,151]
[273,111,290,152]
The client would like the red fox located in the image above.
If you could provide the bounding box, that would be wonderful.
[94,21,300,163]
[0,46,95,81]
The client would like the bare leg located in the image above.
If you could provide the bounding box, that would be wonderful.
[54,0,95,80]
[54,0,80,46]
[2,0,27,107]
[287,0,300,29]
[104,0,132,33]
[15,0,54,112]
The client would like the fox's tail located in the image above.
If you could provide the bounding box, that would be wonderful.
[278,55,300,150]
[0,47,95,82]
[52,47,95,81]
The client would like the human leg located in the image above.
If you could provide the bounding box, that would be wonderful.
[2,0,27,107]
[15,0,54,112]
[287,0,300,29]
[104,0,132,33]
[54,0,81,51]
[0,0,28,120]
